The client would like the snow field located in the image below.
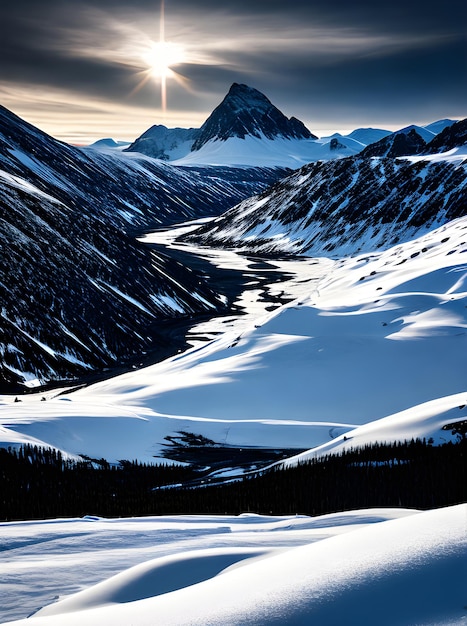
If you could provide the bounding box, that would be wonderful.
[1,505,465,625]
[0,217,466,461]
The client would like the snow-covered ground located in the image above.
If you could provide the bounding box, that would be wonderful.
[0,216,466,463]
[171,134,360,167]
[1,166,466,625]
[1,505,465,624]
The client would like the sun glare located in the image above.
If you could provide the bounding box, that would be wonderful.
[134,0,189,117]
[143,41,186,79]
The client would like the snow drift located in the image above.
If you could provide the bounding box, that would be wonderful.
[1,505,465,625]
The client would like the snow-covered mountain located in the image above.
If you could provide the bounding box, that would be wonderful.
[125,84,316,162]
[88,137,130,149]
[123,125,198,160]
[423,118,457,135]
[124,84,456,168]
[126,83,316,163]
[357,120,460,159]
[127,83,369,167]
[0,105,287,389]
[358,128,427,158]
[192,83,316,148]
[342,127,391,146]
[185,118,467,256]
[423,117,467,154]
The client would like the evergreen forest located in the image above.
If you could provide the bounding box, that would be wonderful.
[1,438,465,522]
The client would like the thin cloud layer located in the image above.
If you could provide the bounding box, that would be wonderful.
[2,0,465,142]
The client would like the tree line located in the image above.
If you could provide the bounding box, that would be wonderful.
[0,438,465,521]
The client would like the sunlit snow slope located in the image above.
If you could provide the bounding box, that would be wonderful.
[1,505,465,626]
[1,216,466,462]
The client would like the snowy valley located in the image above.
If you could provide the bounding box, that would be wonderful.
[0,83,466,625]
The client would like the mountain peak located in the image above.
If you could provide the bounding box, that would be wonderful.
[191,83,316,151]
[227,82,268,102]
[424,118,467,154]
[359,128,427,159]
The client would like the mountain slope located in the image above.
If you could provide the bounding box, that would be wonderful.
[124,76,319,162]
[344,128,391,145]
[423,117,467,154]
[1,215,466,463]
[0,105,289,390]
[185,121,467,256]
[0,169,225,390]
[0,105,286,232]
[123,125,199,160]
[127,83,368,168]
[358,128,426,158]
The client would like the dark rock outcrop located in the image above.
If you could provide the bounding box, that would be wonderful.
[191,83,317,151]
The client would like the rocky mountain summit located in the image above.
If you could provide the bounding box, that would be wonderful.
[191,83,316,151]
[126,83,318,162]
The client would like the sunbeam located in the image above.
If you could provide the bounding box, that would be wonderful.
[138,0,187,117]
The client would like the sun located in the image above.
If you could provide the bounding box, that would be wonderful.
[143,41,186,80]
[133,0,190,118]
[140,40,186,115]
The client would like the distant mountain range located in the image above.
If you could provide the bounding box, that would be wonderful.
[120,83,456,168]
[185,118,467,256]
[121,83,373,166]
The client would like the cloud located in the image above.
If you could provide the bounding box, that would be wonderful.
[1,0,465,142]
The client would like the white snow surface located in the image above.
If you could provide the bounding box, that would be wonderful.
[172,134,360,168]
[1,505,465,625]
[109,121,454,169]
[1,216,467,462]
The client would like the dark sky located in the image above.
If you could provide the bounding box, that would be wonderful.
[2,0,466,142]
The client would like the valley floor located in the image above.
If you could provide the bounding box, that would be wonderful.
[1,217,466,466]
[1,218,466,624]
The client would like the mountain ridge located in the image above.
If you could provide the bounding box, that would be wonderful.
[191,83,316,150]
[184,119,467,256]
[0,103,287,389]
[125,83,318,162]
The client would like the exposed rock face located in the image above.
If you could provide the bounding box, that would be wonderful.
[359,129,427,158]
[423,118,467,154]
[330,138,347,151]
[191,83,317,151]
[184,130,467,256]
